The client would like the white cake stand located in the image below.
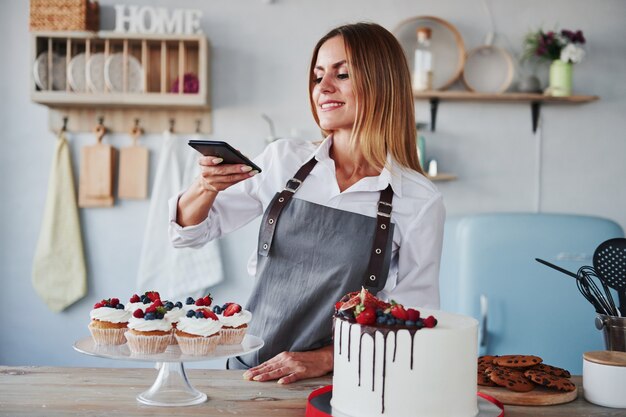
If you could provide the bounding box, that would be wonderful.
[73,334,263,407]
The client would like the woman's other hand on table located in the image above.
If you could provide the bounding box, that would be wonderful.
[242,345,333,384]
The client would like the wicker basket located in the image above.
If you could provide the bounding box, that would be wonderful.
[30,0,99,31]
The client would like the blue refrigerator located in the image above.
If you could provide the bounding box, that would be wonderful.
[439,213,624,374]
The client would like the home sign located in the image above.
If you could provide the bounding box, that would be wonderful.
[114,5,203,34]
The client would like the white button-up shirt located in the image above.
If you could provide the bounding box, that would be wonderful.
[169,136,445,309]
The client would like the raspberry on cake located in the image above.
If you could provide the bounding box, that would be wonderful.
[331,288,479,417]
[175,308,223,355]
[213,302,252,344]
[125,302,173,354]
[88,297,131,345]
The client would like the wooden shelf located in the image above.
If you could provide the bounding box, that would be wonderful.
[413,91,598,103]
[30,31,211,133]
[428,173,457,182]
[413,91,599,132]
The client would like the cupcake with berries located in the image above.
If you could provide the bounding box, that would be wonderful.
[89,298,131,345]
[125,291,160,313]
[175,308,223,355]
[213,302,251,344]
[125,300,173,354]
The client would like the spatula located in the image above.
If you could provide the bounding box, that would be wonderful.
[593,238,626,316]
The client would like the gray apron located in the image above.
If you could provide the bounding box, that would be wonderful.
[228,158,394,369]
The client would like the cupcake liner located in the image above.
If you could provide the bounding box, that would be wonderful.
[125,331,171,354]
[89,323,127,345]
[219,327,246,345]
[175,333,220,355]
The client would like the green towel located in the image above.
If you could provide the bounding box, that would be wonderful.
[32,132,87,312]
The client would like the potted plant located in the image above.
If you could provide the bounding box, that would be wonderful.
[523,28,586,96]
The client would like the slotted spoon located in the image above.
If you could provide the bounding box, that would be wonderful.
[593,238,626,316]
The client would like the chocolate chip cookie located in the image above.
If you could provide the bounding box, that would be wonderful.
[486,366,535,392]
[524,369,576,392]
[493,354,542,368]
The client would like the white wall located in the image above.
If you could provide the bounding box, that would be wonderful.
[1,0,625,367]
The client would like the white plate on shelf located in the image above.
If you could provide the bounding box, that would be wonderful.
[73,334,264,362]
[68,53,87,92]
[462,45,514,94]
[393,16,466,90]
[33,51,67,91]
[86,52,106,93]
[104,52,144,93]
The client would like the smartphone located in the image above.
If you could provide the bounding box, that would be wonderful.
[188,140,262,173]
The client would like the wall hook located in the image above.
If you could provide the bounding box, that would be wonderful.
[131,118,143,139]
[195,119,202,134]
[169,118,175,133]
[60,116,68,134]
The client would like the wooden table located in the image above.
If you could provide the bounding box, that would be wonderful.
[0,367,624,416]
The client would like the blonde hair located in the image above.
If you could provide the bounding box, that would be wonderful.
[308,22,423,174]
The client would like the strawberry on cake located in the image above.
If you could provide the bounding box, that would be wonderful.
[88,297,131,345]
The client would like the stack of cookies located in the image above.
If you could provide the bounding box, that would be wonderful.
[478,355,575,393]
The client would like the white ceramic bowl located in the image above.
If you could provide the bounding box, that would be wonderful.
[583,351,626,408]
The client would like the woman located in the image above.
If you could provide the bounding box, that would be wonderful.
[169,22,445,384]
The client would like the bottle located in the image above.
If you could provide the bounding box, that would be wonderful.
[413,27,433,91]
[416,123,427,170]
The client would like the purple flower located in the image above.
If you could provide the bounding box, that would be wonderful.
[561,29,574,41]
[536,45,547,56]
[573,30,585,44]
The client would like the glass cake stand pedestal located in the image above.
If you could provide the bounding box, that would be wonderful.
[73,334,263,407]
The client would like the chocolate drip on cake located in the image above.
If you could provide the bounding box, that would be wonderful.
[337,317,422,414]
[338,320,343,355]
[348,322,352,362]
[408,328,418,370]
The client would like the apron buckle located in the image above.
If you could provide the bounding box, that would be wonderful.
[377,201,392,218]
[284,178,303,193]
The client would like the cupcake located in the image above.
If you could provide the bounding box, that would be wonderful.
[175,309,223,355]
[125,301,173,354]
[125,291,160,313]
[89,298,131,345]
[214,303,251,344]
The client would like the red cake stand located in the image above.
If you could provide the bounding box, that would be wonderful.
[306,385,504,417]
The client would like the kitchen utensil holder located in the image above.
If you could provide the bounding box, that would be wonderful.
[595,314,626,352]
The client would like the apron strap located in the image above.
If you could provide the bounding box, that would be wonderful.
[363,185,394,289]
[258,158,318,257]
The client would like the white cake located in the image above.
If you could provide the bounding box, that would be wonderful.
[331,308,478,417]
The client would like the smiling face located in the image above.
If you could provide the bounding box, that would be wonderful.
[311,36,357,135]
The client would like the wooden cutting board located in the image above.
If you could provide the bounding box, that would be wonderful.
[79,124,115,207]
[478,383,578,406]
[117,125,148,199]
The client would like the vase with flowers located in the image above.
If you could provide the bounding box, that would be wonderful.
[523,28,585,96]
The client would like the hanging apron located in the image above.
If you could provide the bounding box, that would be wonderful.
[229,158,394,369]
[137,130,223,299]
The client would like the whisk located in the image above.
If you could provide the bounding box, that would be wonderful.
[576,266,619,317]
[535,258,620,316]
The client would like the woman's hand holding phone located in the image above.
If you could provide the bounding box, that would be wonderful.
[197,155,259,193]
[188,140,261,193]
